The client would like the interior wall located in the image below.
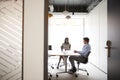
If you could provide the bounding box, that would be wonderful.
[24,0,44,80]
[0,0,22,80]
[85,0,107,73]
[48,15,86,51]
[99,0,107,73]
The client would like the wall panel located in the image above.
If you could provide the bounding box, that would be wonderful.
[0,0,22,80]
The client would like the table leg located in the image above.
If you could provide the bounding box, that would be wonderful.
[56,56,69,77]
[64,56,67,72]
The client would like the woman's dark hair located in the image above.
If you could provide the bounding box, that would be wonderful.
[83,37,89,43]
[64,37,69,43]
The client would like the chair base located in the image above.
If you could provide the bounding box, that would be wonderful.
[56,71,71,77]
[48,72,52,80]
[74,68,89,77]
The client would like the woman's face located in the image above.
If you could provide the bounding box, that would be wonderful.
[65,38,69,42]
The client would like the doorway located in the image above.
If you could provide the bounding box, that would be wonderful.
[45,0,108,80]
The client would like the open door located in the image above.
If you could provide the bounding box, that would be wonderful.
[108,0,120,79]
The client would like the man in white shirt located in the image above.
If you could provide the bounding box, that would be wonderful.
[69,37,91,73]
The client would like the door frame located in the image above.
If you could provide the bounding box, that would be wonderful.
[44,0,49,80]
[22,0,24,80]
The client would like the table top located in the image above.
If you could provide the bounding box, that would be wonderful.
[48,50,80,56]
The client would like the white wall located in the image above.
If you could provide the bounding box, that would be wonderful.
[24,0,44,80]
[48,15,86,51]
[85,0,107,73]
[0,0,22,80]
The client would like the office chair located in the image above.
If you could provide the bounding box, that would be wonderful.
[48,55,53,80]
[48,72,52,80]
[48,45,54,80]
[75,51,91,77]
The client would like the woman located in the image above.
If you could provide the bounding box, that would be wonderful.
[57,37,71,69]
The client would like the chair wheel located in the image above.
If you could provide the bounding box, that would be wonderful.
[52,67,54,69]
[57,66,59,69]
[75,74,78,77]
[50,74,52,77]
[48,78,51,80]
[56,74,58,77]
[87,73,89,76]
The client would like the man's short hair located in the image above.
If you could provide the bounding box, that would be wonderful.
[83,37,89,43]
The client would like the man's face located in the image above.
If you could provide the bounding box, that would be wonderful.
[83,40,87,44]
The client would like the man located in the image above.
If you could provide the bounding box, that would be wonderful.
[69,37,91,73]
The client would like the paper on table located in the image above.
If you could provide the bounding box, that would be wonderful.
[48,50,80,56]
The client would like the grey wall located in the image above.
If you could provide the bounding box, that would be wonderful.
[108,0,120,79]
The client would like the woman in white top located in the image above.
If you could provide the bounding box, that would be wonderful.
[57,37,71,69]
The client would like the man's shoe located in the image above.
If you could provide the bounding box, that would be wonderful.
[69,67,76,73]
[69,68,73,71]
[69,69,74,74]
[73,68,76,73]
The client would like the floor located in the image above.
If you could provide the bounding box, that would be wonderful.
[48,56,107,80]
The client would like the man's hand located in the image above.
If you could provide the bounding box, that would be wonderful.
[74,50,78,53]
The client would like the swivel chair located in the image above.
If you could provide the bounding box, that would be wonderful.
[48,45,54,80]
[48,56,53,80]
[75,51,91,77]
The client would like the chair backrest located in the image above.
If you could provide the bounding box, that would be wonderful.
[82,58,88,64]
[77,51,91,64]
[86,51,91,58]
[48,45,52,50]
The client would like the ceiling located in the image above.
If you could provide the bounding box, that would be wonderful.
[49,0,102,13]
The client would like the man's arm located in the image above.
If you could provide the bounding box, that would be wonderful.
[74,45,91,57]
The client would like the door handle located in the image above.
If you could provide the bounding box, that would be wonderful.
[105,46,111,57]
[105,40,112,58]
